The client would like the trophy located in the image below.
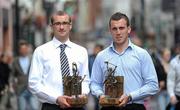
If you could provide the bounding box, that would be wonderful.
[63,62,87,107]
[99,61,124,107]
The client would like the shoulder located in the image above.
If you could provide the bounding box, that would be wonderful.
[170,55,180,65]
[33,41,53,54]
[131,44,148,54]
[130,44,152,63]
[70,42,88,53]
[95,46,110,61]
[13,57,19,63]
[12,57,20,67]
[98,46,109,56]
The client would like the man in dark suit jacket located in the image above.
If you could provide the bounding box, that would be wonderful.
[12,40,39,110]
[0,54,11,97]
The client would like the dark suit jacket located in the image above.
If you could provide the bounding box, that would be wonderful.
[0,61,11,93]
[12,56,31,95]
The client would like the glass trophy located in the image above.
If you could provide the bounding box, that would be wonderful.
[63,62,87,107]
[99,61,124,107]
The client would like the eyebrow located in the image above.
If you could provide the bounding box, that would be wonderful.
[111,26,126,30]
[52,21,71,25]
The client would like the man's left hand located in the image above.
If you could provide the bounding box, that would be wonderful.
[117,94,130,107]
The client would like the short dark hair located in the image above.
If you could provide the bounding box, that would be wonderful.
[109,12,130,27]
[95,44,104,50]
[50,10,72,25]
[18,40,29,49]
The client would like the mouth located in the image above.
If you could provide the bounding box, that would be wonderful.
[116,36,123,39]
[58,30,66,33]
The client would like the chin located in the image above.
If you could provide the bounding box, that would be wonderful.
[116,40,123,43]
[59,34,67,37]
[115,41,125,45]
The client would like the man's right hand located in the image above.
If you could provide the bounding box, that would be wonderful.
[99,95,106,103]
[56,95,72,108]
[170,96,178,105]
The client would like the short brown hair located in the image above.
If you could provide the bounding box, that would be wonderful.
[18,40,29,49]
[50,10,72,25]
[109,12,130,27]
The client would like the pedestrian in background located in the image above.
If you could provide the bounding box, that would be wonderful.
[158,48,171,110]
[12,40,39,110]
[89,44,104,76]
[0,54,11,97]
[155,48,171,110]
[0,54,11,110]
[87,44,104,110]
[167,44,180,110]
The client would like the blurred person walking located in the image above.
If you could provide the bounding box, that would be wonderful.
[167,44,180,110]
[0,54,11,110]
[89,44,104,76]
[0,54,11,98]
[157,48,171,110]
[28,10,90,110]
[171,43,180,58]
[88,44,104,110]
[150,48,168,110]
[90,12,159,110]
[12,40,39,110]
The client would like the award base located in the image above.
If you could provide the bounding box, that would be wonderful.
[67,96,88,107]
[99,97,119,107]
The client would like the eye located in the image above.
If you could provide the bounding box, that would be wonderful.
[111,27,126,31]
[112,27,118,31]
[53,22,61,26]
[118,27,125,30]
[53,21,70,26]
[62,22,70,25]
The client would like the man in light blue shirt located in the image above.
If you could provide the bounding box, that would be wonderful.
[90,12,159,110]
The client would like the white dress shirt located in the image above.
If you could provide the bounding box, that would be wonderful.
[28,37,90,104]
[167,55,180,97]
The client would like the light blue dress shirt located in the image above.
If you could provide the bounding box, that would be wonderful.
[90,40,159,104]
[19,56,30,75]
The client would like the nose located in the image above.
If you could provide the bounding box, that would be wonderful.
[116,28,121,34]
[60,24,64,29]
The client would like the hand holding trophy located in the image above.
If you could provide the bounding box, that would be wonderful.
[63,62,88,107]
[99,61,124,107]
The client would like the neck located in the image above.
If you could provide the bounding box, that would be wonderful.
[20,55,28,57]
[55,36,69,43]
[114,40,129,53]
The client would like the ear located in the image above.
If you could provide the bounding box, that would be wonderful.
[49,24,53,31]
[109,25,112,33]
[128,26,131,34]
[69,23,72,30]
[50,24,53,28]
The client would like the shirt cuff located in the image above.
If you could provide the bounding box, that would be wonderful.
[127,93,132,102]
[95,90,104,98]
[129,92,138,101]
[169,92,175,97]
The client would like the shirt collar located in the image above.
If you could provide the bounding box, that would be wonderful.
[19,56,29,59]
[52,37,73,49]
[109,39,133,52]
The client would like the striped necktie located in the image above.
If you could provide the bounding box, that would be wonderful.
[60,44,70,78]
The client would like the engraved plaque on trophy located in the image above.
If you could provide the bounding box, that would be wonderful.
[63,62,87,107]
[99,62,124,107]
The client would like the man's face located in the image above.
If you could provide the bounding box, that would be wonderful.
[110,19,131,45]
[51,14,72,41]
[19,45,29,56]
